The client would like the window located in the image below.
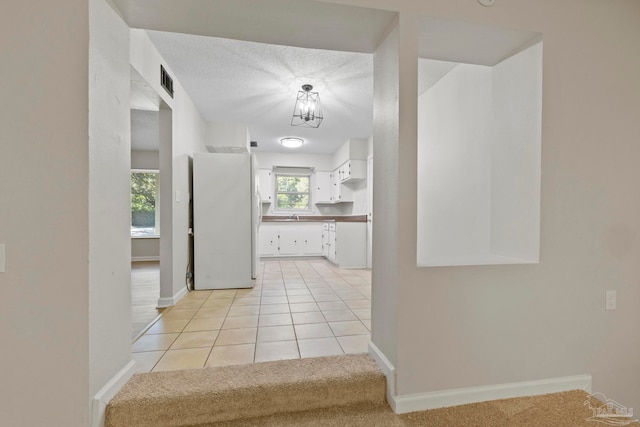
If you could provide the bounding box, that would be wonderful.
[131,170,160,237]
[275,174,311,210]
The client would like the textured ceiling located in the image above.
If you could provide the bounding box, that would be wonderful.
[147,31,374,154]
[121,1,541,155]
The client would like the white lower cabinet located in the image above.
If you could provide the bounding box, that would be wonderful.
[278,228,300,255]
[324,221,366,268]
[301,228,323,255]
[328,223,337,262]
[259,227,279,256]
[259,223,324,257]
[259,221,366,267]
[322,223,330,258]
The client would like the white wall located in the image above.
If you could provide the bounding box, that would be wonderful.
[416,41,542,266]
[417,63,493,264]
[88,0,132,405]
[371,20,400,371]
[132,238,160,260]
[333,138,369,169]
[130,30,208,305]
[378,2,640,412]
[255,151,335,171]
[131,149,159,170]
[206,122,250,151]
[490,43,542,260]
[6,1,640,423]
[0,1,90,424]
[345,180,368,215]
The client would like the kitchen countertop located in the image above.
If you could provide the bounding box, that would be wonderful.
[261,215,367,223]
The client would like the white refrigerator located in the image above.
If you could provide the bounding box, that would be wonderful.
[193,152,260,290]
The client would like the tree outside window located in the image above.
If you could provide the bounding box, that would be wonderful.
[131,170,160,237]
[275,174,310,210]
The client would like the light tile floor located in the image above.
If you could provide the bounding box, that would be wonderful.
[132,259,371,373]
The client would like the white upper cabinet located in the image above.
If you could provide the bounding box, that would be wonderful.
[314,171,332,203]
[331,169,352,202]
[258,169,273,203]
[338,159,366,183]
[314,169,352,204]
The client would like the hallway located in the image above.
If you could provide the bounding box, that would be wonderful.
[131,261,164,339]
[131,259,371,372]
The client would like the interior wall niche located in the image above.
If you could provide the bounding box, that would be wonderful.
[416,17,543,267]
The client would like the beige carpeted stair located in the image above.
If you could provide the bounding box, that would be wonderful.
[107,355,640,426]
[105,354,386,427]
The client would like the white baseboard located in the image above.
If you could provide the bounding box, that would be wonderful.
[367,340,592,415]
[157,286,189,308]
[91,360,137,427]
[368,341,398,412]
[393,373,592,414]
[131,256,160,262]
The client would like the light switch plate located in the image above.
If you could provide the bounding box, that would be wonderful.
[606,290,616,310]
[0,243,6,273]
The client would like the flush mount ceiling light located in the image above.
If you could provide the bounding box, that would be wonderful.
[280,137,304,148]
[291,84,323,128]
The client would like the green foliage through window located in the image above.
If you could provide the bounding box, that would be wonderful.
[276,175,310,210]
[131,171,159,237]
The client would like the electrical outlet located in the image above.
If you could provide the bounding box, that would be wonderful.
[606,290,616,310]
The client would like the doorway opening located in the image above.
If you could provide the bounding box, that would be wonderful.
[120,0,394,369]
[130,67,174,340]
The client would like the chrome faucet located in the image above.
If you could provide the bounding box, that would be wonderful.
[288,213,299,220]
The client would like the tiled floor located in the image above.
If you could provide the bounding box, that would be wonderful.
[132,258,372,373]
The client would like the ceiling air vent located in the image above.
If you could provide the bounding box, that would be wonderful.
[160,65,174,98]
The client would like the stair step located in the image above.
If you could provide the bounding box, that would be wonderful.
[195,401,401,427]
[105,354,386,427]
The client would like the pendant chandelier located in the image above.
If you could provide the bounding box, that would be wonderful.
[291,84,323,128]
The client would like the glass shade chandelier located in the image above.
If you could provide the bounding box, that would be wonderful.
[291,84,323,128]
